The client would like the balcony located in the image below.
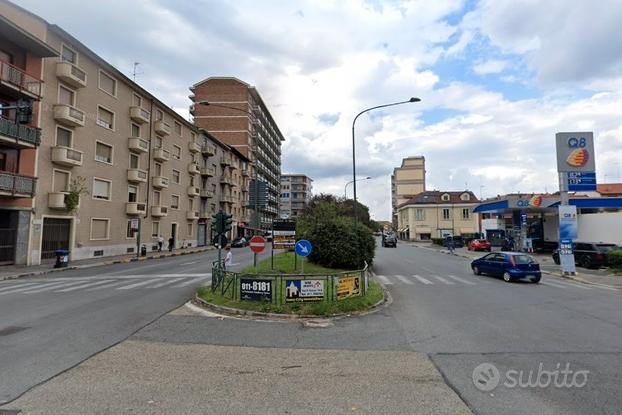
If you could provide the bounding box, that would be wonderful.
[186,210,199,220]
[188,141,201,153]
[128,137,149,153]
[127,168,148,183]
[187,185,200,197]
[220,195,235,204]
[51,146,83,167]
[0,60,43,99]
[151,205,168,217]
[126,202,147,215]
[241,169,249,177]
[152,176,169,189]
[129,106,150,124]
[55,62,87,88]
[53,104,85,127]
[199,210,211,218]
[220,156,232,166]
[152,148,170,162]
[154,120,171,136]
[200,166,215,177]
[0,116,41,148]
[200,189,214,198]
[188,162,200,175]
[201,144,216,156]
[48,192,68,209]
[0,172,36,198]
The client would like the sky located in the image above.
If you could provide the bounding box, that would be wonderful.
[16,0,622,220]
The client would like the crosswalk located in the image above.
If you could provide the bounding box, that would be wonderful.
[0,273,211,296]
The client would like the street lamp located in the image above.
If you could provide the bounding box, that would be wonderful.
[345,176,372,198]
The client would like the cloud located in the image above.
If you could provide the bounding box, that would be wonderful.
[472,59,509,75]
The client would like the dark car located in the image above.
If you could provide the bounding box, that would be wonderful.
[471,252,541,283]
[552,242,619,269]
[382,234,397,248]
[231,237,249,248]
[451,236,465,248]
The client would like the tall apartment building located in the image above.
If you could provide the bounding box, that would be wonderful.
[189,77,283,230]
[0,1,207,264]
[0,12,57,265]
[391,156,426,229]
[280,174,313,219]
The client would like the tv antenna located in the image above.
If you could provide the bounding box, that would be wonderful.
[132,62,143,82]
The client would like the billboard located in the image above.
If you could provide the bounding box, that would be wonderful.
[336,274,361,300]
[558,205,578,240]
[240,279,272,301]
[555,132,596,173]
[273,220,296,249]
[285,279,324,302]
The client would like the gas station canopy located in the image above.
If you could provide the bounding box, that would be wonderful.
[474,194,622,214]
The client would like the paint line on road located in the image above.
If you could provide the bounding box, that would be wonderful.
[395,275,413,285]
[19,280,89,294]
[551,279,592,290]
[174,276,210,287]
[180,261,199,265]
[55,280,115,293]
[447,275,477,285]
[433,276,455,285]
[116,278,162,290]
[541,280,568,289]
[148,278,186,288]
[375,275,392,285]
[412,275,433,285]
[0,282,38,292]
[86,280,129,291]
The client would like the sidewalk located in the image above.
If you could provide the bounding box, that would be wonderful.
[410,242,622,290]
[0,246,214,282]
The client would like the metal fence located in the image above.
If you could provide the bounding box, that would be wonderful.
[211,261,369,305]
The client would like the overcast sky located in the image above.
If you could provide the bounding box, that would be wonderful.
[17,0,622,220]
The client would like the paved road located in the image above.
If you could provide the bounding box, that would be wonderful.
[0,246,269,404]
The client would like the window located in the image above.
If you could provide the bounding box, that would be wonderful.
[187,223,193,236]
[188,198,194,210]
[172,145,181,159]
[128,185,138,202]
[93,178,111,200]
[171,195,179,209]
[153,190,161,205]
[155,109,163,121]
[58,85,75,106]
[415,208,425,221]
[154,162,162,176]
[462,208,470,220]
[129,153,139,169]
[442,208,451,220]
[190,132,196,142]
[154,135,162,148]
[126,220,137,238]
[56,126,72,147]
[172,169,180,184]
[189,175,195,186]
[97,107,114,129]
[152,221,160,238]
[53,170,70,193]
[131,123,140,138]
[90,218,110,240]
[61,44,77,64]
[99,71,117,96]
[132,93,142,107]
[460,193,470,201]
[441,193,450,202]
[95,142,113,164]
[174,122,182,136]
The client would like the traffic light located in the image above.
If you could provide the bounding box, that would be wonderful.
[16,99,33,124]
[223,213,233,233]
[212,211,223,235]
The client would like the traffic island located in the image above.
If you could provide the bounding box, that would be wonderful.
[195,252,385,317]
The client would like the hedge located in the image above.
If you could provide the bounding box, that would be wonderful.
[608,250,622,269]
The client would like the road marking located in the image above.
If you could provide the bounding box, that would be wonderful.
[86,280,129,291]
[116,278,162,290]
[0,282,38,292]
[551,279,592,290]
[447,275,477,285]
[55,280,115,292]
[0,280,83,295]
[375,275,392,285]
[395,275,413,284]
[19,280,89,294]
[180,261,199,265]
[174,276,210,287]
[412,275,433,285]
[148,278,185,288]
[433,276,455,285]
[541,280,568,289]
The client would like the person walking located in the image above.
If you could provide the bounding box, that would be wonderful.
[446,236,455,254]
[168,236,174,252]
[157,235,163,252]
[224,246,233,270]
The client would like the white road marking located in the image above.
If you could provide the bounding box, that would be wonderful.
[174,276,210,287]
[541,280,568,289]
[395,275,413,285]
[180,261,199,265]
[20,280,89,294]
[116,278,162,290]
[0,282,38,292]
[433,276,455,285]
[376,275,392,285]
[447,275,477,285]
[551,279,592,290]
[0,280,82,295]
[86,280,129,291]
[148,278,185,288]
[55,280,115,292]
[413,275,433,285]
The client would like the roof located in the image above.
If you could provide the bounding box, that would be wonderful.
[190,76,249,90]
[597,183,622,195]
[398,191,479,208]
[0,14,58,57]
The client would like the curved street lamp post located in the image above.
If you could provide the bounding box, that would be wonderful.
[345,176,372,199]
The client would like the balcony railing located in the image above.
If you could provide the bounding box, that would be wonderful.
[0,116,41,147]
[0,172,36,197]
[154,120,171,136]
[128,137,149,153]
[200,166,215,177]
[188,141,201,153]
[126,202,147,215]
[55,62,87,88]
[201,144,216,156]
[51,146,83,167]
[200,189,214,198]
[129,106,150,124]
[0,60,43,98]
[53,104,85,127]
[127,168,148,183]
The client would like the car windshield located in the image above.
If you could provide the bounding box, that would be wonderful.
[596,244,617,252]
[513,255,535,264]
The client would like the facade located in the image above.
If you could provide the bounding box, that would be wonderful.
[391,156,425,229]
[1,2,206,264]
[189,77,283,230]
[396,191,480,241]
[280,174,312,219]
[0,11,57,264]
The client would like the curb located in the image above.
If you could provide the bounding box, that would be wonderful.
[0,246,214,282]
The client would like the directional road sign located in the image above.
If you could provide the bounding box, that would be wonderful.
[295,239,312,257]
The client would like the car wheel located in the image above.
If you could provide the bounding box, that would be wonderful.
[503,272,512,282]
[579,256,591,269]
[531,276,541,283]
[473,266,481,275]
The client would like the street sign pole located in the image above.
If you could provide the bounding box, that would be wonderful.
[254,252,257,273]
[135,218,141,259]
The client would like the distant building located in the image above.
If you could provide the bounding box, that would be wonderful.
[597,183,622,197]
[280,174,312,219]
[391,156,425,229]
[396,191,480,241]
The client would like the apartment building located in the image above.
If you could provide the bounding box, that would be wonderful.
[391,156,426,229]
[280,174,313,219]
[396,191,480,241]
[189,77,283,230]
[0,1,205,264]
[0,11,57,265]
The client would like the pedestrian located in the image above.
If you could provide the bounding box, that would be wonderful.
[446,236,455,254]
[157,235,163,252]
[224,245,233,270]
[168,236,174,252]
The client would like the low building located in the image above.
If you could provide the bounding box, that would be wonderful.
[397,191,480,241]
[391,156,426,229]
[280,174,312,219]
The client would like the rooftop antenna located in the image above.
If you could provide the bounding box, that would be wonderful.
[132,62,142,82]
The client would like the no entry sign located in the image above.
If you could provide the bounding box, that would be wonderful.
[249,235,266,253]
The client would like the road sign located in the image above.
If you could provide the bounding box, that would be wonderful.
[213,234,228,248]
[130,218,140,231]
[249,235,266,253]
[295,239,312,257]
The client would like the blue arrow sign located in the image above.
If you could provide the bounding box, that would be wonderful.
[295,239,312,257]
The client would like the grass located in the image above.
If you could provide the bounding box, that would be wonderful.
[239,251,346,274]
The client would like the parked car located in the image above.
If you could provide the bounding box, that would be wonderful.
[382,234,397,248]
[451,236,465,248]
[468,239,492,252]
[231,237,249,248]
[471,252,541,283]
[552,242,619,268]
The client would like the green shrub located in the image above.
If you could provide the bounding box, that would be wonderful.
[607,250,622,269]
[431,237,444,246]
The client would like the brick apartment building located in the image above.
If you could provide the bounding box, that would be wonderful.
[189,77,283,230]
